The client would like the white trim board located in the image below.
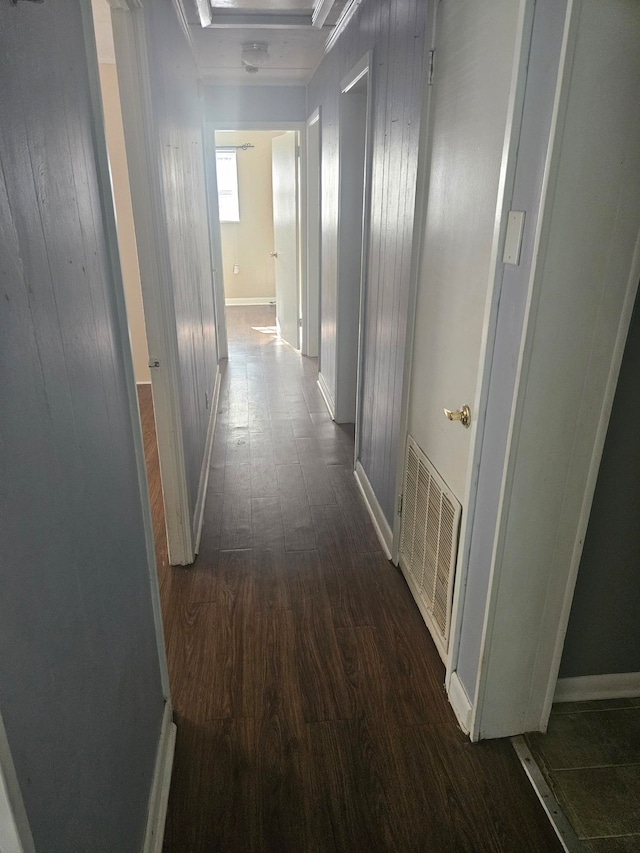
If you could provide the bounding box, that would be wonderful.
[555,673,640,704]
[0,710,34,853]
[142,702,176,853]
[193,367,221,555]
[110,1,195,566]
[354,461,392,559]
[225,297,275,306]
[448,671,472,736]
[317,372,336,420]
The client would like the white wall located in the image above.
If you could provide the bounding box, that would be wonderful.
[216,130,280,302]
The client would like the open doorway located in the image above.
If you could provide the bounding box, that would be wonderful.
[213,129,302,354]
[329,55,370,429]
[90,1,168,554]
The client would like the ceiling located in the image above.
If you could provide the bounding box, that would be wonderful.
[91,0,350,85]
[182,0,351,85]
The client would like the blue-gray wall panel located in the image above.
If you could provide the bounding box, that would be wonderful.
[560,292,640,678]
[0,1,164,848]
[308,0,427,523]
[205,85,307,124]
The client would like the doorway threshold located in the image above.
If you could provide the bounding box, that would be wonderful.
[511,736,586,852]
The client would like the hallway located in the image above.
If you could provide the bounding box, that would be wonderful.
[146,306,561,852]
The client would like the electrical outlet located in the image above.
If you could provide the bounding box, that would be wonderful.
[233,263,239,274]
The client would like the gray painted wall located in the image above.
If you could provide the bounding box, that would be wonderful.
[0,1,164,849]
[560,292,640,678]
[144,0,218,525]
[307,0,428,523]
[204,85,307,124]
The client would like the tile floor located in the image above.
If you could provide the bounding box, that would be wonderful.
[527,698,640,851]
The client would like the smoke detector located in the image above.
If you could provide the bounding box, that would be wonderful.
[241,42,270,72]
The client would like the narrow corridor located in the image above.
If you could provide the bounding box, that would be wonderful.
[144,306,560,852]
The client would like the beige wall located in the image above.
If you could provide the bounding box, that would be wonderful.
[98,63,150,383]
[216,130,282,301]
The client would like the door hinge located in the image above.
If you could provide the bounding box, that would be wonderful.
[397,493,403,516]
[298,318,303,327]
[428,49,435,85]
[148,357,160,369]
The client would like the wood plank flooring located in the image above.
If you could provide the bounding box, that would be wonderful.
[140,306,561,853]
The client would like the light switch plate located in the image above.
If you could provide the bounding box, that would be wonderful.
[503,210,525,265]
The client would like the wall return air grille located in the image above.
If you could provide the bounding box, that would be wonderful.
[399,435,462,660]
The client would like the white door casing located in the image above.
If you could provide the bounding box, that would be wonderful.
[109,0,195,566]
[304,109,321,359]
[272,132,300,350]
[335,56,370,426]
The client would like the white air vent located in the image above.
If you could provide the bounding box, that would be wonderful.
[399,435,462,660]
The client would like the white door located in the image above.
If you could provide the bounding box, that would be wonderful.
[271,132,300,349]
[407,0,527,502]
[400,0,531,657]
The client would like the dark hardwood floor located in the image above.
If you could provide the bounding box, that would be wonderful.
[139,305,561,853]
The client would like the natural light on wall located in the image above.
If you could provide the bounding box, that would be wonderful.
[216,149,240,222]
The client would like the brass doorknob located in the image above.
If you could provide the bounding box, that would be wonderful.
[270,251,278,258]
[444,404,471,428]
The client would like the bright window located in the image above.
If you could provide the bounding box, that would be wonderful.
[215,149,240,222]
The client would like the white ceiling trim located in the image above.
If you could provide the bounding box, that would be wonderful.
[323,0,358,55]
[311,0,335,29]
[205,12,316,28]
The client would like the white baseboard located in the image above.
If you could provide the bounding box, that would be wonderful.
[554,672,640,703]
[142,702,176,853]
[0,711,34,852]
[353,460,393,559]
[317,372,336,420]
[193,368,221,554]
[225,297,275,306]
[448,671,472,735]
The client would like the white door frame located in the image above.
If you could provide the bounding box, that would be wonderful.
[392,0,536,722]
[465,0,640,740]
[108,0,195,566]
[0,711,34,852]
[207,121,307,351]
[203,133,228,362]
[338,53,372,448]
[305,108,321,359]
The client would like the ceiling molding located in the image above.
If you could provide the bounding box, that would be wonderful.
[323,0,358,54]
[312,0,335,29]
[194,0,212,27]
[206,12,316,29]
